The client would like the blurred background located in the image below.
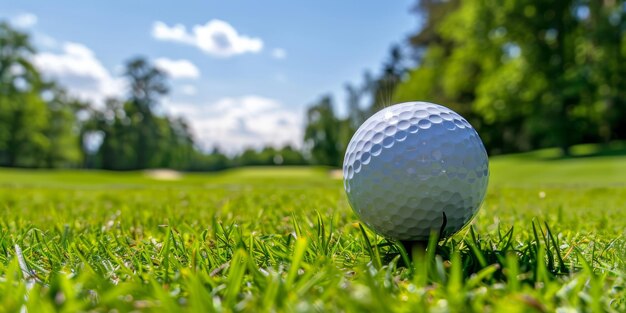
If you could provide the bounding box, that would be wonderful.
[0,0,625,171]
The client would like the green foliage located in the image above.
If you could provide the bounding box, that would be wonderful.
[43,87,83,167]
[368,45,406,114]
[0,147,625,311]
[124,57,170,169]
[306,0,626,164]
[0,22,80,168]
[231,146,307,167]
[304,96,343,166]
[0,22,305,171]
[394,0,626,155]
[302,46,409,168]
[393,45,447,106]
[82,57,198,171]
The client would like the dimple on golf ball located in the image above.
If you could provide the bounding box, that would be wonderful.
[343,101,489,241]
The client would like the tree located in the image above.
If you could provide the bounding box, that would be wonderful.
[81,57,204,171]
[0,23,49,167]
[277,145,307,165]
[124,57,169,169]
[368,45,407,114]
[409,0,461,60]
[303,96,342,166]
[0,23,85,168]
[395,0,491,146]
[42,86,82,167]
[587,1,626,141]
[394,0,626,155]
[162,117,195,169]
[87,98,135,170]
[345,82,366,130]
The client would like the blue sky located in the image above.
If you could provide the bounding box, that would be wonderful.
[1,0,417,152]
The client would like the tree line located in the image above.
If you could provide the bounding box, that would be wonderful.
[3,0,625,171]
[304,0,626,166]
[0,22,306,170]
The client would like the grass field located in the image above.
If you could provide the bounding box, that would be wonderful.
[1,144,625,312]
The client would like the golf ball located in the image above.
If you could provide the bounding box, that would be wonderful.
[343,101,489,241]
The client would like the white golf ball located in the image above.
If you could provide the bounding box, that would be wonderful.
[343,101,489,241]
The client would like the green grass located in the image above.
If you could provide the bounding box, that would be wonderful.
[1,144,625,312]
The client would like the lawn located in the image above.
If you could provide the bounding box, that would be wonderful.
[0,144,625,312]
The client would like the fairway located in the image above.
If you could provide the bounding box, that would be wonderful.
[1,146,625,312]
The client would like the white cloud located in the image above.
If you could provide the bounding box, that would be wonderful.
[166,96,302,153]
[152,20,263,57]
[11,13,38,28]
[33,33,58,49]
[33,42,125,105]
[271,48,287,59]
[180,85,197,95]
[154,58,200,79]
[152,22,193,43]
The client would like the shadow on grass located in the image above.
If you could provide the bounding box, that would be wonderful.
[546,141,626,161]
